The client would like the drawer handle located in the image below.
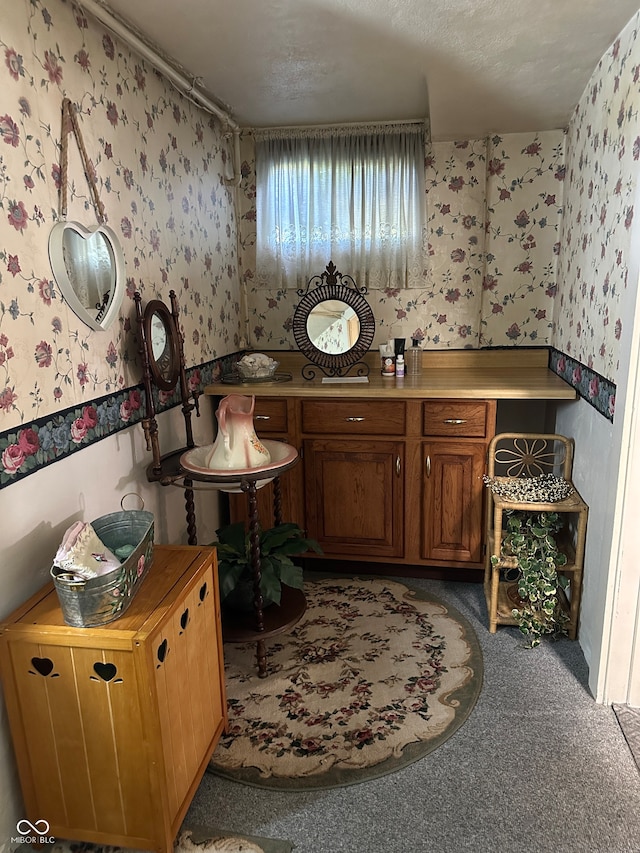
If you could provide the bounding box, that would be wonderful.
[255,415,270,420]
[444,418,467,424]
[345,417,365,422]
[396,455,401,477]
[426,455,431,478]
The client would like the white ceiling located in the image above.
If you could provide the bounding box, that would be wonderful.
[94,0,640,140]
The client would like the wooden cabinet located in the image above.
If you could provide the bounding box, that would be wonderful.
[208,348,578,574]
[304,438,404,557]
[0,545,227,853]
[301,399,407,435]
[421,441,487,562]
[227,393,496,572]
[420,401,494,564]
[301,399,406,559]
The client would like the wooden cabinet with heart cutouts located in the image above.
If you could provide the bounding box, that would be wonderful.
[0,545,227,853]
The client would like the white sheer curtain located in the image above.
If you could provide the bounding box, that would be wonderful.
[255,123,427,289]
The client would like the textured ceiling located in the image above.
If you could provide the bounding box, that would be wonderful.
[93,0,639,139]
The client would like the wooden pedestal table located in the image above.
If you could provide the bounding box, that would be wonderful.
[179,440,306,677]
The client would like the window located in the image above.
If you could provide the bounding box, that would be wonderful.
[254,123,427,289]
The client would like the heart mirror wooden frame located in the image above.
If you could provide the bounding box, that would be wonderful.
[48,220,126,331]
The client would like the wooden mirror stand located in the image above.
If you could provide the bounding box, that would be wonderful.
[134,289,200,543]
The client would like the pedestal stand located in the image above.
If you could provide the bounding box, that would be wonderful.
[157,443,305,676]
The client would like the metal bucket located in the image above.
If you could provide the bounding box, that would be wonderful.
[51,510,154,627]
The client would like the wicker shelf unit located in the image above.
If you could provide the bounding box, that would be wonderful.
[483,433,589,639]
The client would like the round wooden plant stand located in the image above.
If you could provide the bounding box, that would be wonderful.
[174,443,306,677]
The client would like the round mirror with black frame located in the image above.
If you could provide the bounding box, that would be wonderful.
[293,261,375,379]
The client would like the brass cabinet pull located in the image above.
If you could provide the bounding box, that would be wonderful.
[426,455,431,477]
[396,455,401,476]
[444,418,466,424]
[345,416,365,422]
[255,415,270,420]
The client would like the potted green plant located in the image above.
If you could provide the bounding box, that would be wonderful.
[493,510,570,647]
[215,521,322,611]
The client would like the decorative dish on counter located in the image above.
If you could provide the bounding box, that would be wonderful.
[237,353,279,379]
[222,352,292,384]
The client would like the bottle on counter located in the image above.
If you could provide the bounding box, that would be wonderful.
[380,343,395,376]
[407,338,422,376]
[395,354,405,378]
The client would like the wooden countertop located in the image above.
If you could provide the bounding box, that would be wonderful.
[204,349,577,401]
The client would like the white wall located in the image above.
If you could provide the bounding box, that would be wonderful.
[0,403,221,850]
[554,399,614,678]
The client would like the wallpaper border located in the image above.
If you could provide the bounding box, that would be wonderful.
[548,348,615,422]
[0,346,616,488]
[0,353,237,490]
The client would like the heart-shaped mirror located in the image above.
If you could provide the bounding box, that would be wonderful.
[48,220,126,331]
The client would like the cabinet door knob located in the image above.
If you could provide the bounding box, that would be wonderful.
[396,455,401,476]
[444,418,467,424]
[345,416,365,422]
[425,455,431,477]
[255,415,270,420]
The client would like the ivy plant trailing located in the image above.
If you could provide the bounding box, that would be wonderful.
[493,510,570,647]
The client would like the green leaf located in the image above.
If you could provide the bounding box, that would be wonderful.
[215,521,248,554]
[218,561,246,600]
[277,561,304,590]
[260,571,282,606]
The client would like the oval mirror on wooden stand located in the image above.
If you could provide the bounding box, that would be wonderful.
[135,290,201,545]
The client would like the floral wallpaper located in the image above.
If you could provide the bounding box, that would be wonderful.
[236,129,565,350]
[555,13,640,388]
[0,0,243,487]
[2,0,635,488]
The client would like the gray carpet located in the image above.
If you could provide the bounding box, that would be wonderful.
[614,704,640,772]
[186,575,640,853]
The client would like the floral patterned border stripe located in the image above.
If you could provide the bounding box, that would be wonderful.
[0,354,234,489]
[549,348,615,422]
[1,346,615,488]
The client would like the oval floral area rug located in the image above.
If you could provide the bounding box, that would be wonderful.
[209,577,483,789]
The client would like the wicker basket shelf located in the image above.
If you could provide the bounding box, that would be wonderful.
[483,433,589,640]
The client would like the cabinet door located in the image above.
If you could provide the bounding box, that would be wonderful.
[422,441,486,563]
[152,558,225,821]
[304,438,404,557]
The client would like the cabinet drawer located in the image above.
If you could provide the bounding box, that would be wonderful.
[253,398,288,433]
[423,401,489,437]
[302,400,406,435]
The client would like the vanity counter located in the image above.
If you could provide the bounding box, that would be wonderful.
[203,348,575,575]
[204,348,576,401]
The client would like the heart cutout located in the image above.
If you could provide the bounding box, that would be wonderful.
[31,657,54,677]
[180,608,189,631]
[93,661,117,682]
[157,638,168,663]
[48,220,125,331]
[199,582,208,602]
